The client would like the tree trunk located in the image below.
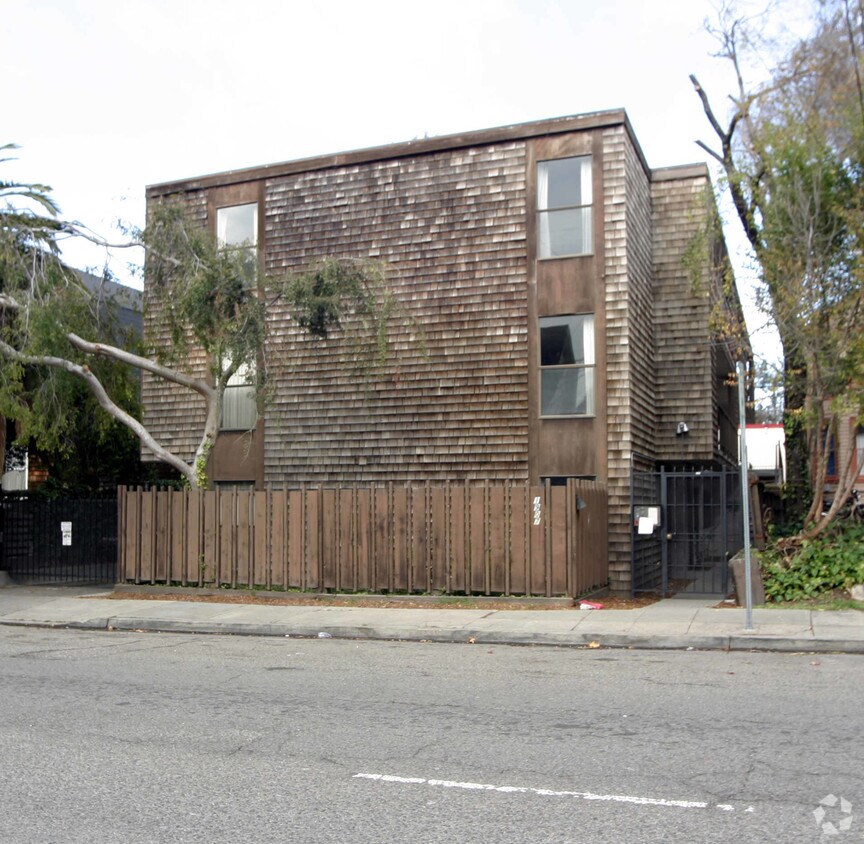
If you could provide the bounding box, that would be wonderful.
[782,351,811,525]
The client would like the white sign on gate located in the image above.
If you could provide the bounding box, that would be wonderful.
[61,521,72,547]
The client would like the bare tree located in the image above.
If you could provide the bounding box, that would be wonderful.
[691,0,864,537]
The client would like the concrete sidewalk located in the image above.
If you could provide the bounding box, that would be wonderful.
[0,586,862,653]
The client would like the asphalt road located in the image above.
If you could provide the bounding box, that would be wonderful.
[0,628,860,843]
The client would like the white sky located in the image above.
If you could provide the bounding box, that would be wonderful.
[3,0,814,363]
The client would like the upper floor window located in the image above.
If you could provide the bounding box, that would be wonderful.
[217,203,257,248]
[214,201,260,432]
[217,203,258,287]
[539,314,595,416]
[537,156,592,258]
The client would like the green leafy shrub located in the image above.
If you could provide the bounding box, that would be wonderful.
[762,522,864,602]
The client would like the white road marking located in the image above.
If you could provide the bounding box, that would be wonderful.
[353,773,754,814]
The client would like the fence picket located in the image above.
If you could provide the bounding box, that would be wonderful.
[254,491,268,587]
[393,486,409,592]
[429,484,447,592]
[489,485,506,593]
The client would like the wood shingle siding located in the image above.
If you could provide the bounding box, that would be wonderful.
[141,190,209,464]
[601,125,635,592]
[263,142,529,483]
[651,168,717,463]
[142,111,751,596]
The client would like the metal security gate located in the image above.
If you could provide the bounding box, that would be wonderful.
[0,497,118,584]
[632,468,743,595]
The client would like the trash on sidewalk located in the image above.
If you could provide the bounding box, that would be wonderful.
[579,601,604,610]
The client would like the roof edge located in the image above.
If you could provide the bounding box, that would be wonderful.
[147,110,632,197]
[651,162,710,182]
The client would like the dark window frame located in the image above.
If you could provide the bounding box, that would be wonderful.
[537,155,593,259]
[539,314,596,418]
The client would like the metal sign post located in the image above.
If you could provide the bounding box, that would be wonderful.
[737,361,755,631]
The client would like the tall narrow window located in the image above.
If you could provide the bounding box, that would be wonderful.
[216,203,258,287]
[221,360,257,431]
[539,315,595,416]
[216,203,259,432]
[537,156,592,258]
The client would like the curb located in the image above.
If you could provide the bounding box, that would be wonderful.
[727,635,864,653]
[3,616,863,653]
[0,617,111,630]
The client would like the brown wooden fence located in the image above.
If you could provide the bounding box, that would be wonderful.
[118,480,607,597]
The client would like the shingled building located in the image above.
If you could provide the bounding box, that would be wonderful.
[144,111,749,594]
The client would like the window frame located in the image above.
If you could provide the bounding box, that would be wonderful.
[220,359,258,433]
[216,202,258,249]
[538,314,596,418]
[536,155,593,260]
[212,200,261,434]
[216,202,259,290]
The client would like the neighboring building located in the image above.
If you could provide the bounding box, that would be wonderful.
[742,423,786,485]
[0,271,142,493]
[76,270,143,337]
[826,418,864,494]
[144,111,750,594]
[0,439,29,492]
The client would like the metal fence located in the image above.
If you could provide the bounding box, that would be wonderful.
[0,496,118,584]
[119,480,609,597]
[632,467,744,595]
[630,468,662,593]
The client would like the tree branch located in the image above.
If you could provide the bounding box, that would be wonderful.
[691,74,764,256]
[690,74,730,145]
[0,338,196,485]
[695,139,724,164]
[66,333,214,399]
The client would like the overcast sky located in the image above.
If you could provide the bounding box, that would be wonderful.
[4,0,814,361]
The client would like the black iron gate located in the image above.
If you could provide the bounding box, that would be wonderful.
[632,467,744,595]
[0,497,118,584]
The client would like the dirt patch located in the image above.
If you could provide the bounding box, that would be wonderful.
[106,590,661,611]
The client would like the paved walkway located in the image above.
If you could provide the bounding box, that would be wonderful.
[0,586,862,652]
